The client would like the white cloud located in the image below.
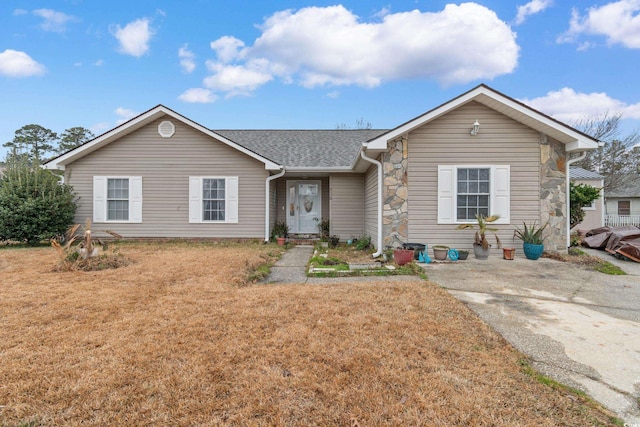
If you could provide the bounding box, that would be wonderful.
[13,9,28,16]
[515,0,552,25]
[199,4,518,97]
[178,88,217,103]
[33,9,77,33]
[210,36,245,63]
[325,90,341,99]
[94,59,104,67]
[203,60,273,96]
[520,87,640,122]
[178,44,196,73]
[0,49,46,77]
[558,1,640,48]
[115,107,139,124]
[112,18,154,57]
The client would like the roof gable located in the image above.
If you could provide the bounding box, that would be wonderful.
[365,84,600,153]
[44,105,281,171]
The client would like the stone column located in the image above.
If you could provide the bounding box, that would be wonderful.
[382,137,408,248]
[539,134,567,252]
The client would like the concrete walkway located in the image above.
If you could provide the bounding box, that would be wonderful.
[263,245,314,284]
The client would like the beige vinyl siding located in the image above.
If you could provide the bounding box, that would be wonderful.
[66,117,268,238]
[329,174,364,240]
[364,163,379,248]
[407,101,541,252]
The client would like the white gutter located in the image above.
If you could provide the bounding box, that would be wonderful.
[566,151,588,248]
[360,145,383,258]
[265,168,286,242]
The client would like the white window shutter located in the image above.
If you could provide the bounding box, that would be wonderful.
[226,177,239,223]
[437,166,455,224]
[130,177,143,223]
[93,176,106,222]
[189,177,202,223]
[492,165,510,224]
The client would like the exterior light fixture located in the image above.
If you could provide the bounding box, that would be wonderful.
[470,120,480,136]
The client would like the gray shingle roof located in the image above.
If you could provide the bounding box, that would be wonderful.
[569,167,604,180]
[606,174,640,198]
[214,129,388,168]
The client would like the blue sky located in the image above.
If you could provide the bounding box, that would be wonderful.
[2,0,640,158]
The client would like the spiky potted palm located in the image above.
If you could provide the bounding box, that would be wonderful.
[513,221,548,260]
[456,214,502,260]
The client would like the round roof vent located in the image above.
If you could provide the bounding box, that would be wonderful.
[158,120,175,138]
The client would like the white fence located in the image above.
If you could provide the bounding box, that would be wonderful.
[605,215,640,227]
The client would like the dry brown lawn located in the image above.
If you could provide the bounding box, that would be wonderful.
[0,242,618,426]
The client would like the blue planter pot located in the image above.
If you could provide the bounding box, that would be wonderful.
[523,242,544,260]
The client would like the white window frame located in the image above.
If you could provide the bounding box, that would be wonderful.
[582,200,596,211]
[437,165,510,225]
[93,176,143,223]
[189,176,238,224]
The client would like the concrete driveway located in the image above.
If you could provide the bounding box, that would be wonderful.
[423,252,640,424]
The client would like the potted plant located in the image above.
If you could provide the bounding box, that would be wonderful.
[393,247,414,265]
[514,221,548,260]
[502,247,516,260]
[457,250,469,260]
[272,221,289,246]
[456,214,502,260]
[432,245,449,261]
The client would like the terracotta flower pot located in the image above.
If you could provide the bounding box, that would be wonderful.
[393,249,414,266]
[276,237,286,246]
[503,247,515,260]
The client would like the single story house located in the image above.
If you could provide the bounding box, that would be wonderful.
[569,167,604,232]
[44,84,599,254]
[605,173,640,227]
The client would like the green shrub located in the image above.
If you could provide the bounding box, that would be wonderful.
[355,235,371,250]
[271,220,289,240]
[0,157,76,245]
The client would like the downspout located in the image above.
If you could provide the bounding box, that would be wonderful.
[360,145,383,258]
[265,168,286,243]
[566,151,588,248]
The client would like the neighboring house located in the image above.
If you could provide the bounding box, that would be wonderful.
[569,167,604,232]
[44,84,599,253]
[605,174,640,227]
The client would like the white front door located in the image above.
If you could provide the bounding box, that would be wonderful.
[286,180,321,234]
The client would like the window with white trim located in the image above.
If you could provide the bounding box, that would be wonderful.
[93,176,143,223]
[108,178,129,220]
[456,168,490,221]
[203,178,226,221]
[438,165,510,224]
[189,176,238,223]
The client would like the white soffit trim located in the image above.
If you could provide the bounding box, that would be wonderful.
[365,85,599,152]
[45,105,281,171]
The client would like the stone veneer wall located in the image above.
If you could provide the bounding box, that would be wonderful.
[382,137,408,248]
[539,133,567,252]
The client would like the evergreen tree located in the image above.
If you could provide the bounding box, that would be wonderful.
[3,124,58,163]
[57,127,95,153]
